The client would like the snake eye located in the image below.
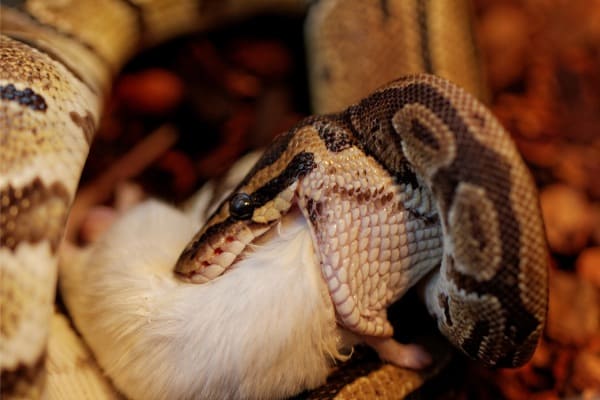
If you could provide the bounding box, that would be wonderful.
[229,192,255,220]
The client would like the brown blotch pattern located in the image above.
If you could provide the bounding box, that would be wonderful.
[0,351,47,398]
[410,118,440,150]
[0,178,70,253]
[69,110,95,144]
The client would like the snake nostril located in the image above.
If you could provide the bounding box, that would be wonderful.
[229,192,255,220]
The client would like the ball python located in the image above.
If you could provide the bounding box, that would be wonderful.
[174,72,548,368]
[0,0,548,398]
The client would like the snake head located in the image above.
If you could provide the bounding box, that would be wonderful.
[175,133,317,283]
[174,178,302,283]
[174,190,272,283]
[174,217,271,283]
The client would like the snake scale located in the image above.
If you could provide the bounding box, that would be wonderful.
[0,0,548,398]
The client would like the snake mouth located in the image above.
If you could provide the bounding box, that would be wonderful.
[176,206,308,284]
[251,205,308,245]
[175,221,269,283]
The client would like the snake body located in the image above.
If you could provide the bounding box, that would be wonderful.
[175,73,548,367]
[0,0,548,398]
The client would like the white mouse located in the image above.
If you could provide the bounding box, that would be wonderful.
[59,152,430,399]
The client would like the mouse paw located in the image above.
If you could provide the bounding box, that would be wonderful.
[364,336,432,369]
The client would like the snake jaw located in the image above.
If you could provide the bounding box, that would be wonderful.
[176,177,301,283]
[174,220,269,282]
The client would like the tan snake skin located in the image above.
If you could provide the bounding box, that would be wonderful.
[0,0,548,398]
